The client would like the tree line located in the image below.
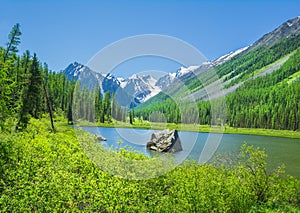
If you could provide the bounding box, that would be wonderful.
[0,23,132,132]
[135,44,300,131]
[72,84,130,124]
[0,23,68,131]
[2,23,298,131]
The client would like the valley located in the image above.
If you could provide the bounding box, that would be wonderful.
[0,10,300,212]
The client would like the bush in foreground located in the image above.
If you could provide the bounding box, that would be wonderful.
[0,118,299,212]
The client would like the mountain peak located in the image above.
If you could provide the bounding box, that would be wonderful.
[63,64,169,104]
[247,16,300,52]
[129,74,139,80]
[105,73,115,79]
[64,62,88,79]
[71,61,81,66]
[175,66,199,78]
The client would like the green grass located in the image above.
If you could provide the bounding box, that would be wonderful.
[222,125,300,139]
[75,119,300,139]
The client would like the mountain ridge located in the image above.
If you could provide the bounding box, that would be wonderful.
[64,16,300,109]
[64,62,176,104]
[135,16,300,128]
[246,16,300,53]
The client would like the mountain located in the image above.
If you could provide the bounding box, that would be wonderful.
[65,62,120,94]
[64,58,217,105]
[64,62,182,105]
[246,16,300,52]
[63,45,253,107]
[139,16,300,104]
[155,72,176,89]
[118,74,161,102]
[135,16,300,131]
[65,16,300,109]
[212,46,249,66]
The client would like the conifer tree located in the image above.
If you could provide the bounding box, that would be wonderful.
[3,23,21,63]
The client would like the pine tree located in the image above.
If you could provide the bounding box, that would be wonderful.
[18,53,43,128]
[103,91,111,123]
[3,23,21,63]
[94,87,103,122]
[27,53,42,118]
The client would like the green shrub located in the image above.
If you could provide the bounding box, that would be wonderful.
[0,118,299,212]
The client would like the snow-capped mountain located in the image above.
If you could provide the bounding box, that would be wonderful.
[175,66,200,78]
[65,62,93,80]
[120,74,161,102]
[154,46,250,86]
[65,62,120,95]
[64,16,300,107]
[64,44,250,105]
[64,62,172,104]
[212,46,249,66]
[155,72,176,89]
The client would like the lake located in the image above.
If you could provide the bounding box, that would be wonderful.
[79,126,300,178]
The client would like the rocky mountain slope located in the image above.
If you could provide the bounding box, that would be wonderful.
[137,16,300,108]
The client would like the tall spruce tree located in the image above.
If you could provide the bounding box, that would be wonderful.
[3,23,21,63]
[27,53,42,118]
[18,53,42,128]
[103,91,111,123]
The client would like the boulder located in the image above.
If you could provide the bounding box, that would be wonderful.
[95,134,107,141]
[146,129,182,153]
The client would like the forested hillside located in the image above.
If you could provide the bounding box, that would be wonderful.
[226,48,300,130]
[135,31,300,130]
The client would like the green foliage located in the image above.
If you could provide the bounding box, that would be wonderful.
[225,49,300,130]
[136,37,300,131]
[0,22,299,212]
[0,119,299,212]
[182,74,203,92]
[3,23,21,62]
[103,90,112,123]
[0,59,15,130]
[217,34,300,87]
[72,83,126,124]
[0,24,76,131]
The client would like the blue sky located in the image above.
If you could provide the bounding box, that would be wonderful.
[0,0,299,77]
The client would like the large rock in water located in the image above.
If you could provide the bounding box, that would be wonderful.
[146,129,182,153]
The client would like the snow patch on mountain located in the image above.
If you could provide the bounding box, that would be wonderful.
[65,44,250,104]
[64,62,89,79]
[213,46,249,66]
[122,74,162,102]
[169,72,176,81]
[175,65,199,78]
[143,86,161,102]
[117,77,127,88]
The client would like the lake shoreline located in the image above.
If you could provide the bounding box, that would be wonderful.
[78,125,300,178]
[73,121,300,139]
